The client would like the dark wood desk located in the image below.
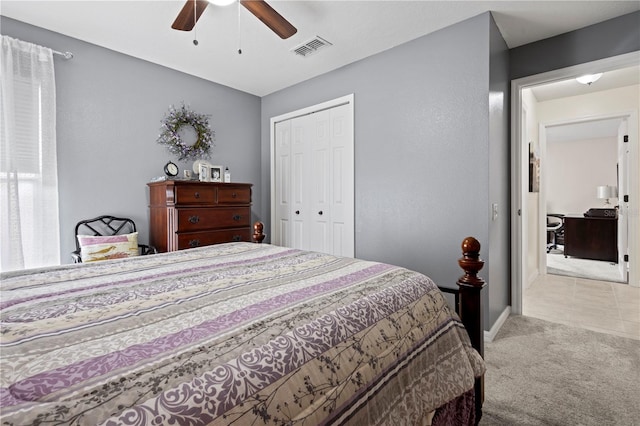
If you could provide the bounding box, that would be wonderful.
[563,215,617,263]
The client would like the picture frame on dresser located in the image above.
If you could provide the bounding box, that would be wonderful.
[210,165,223,182]
[199,163,210,182]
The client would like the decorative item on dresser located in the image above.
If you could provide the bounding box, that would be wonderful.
[148,180,252,252]
[164,161,179,178]
[210,165,223,182]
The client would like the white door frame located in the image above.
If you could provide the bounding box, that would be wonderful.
[511,52,640,314]
[538,113,633,283]
[270,94,355,250]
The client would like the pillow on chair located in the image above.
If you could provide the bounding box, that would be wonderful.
[77,232,139,263]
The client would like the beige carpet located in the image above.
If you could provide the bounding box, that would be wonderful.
[479,315,640,426]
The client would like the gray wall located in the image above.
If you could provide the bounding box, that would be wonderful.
[1,17,262,263]
[261,12,510,330]
[488,15,511,323]
[510,11,640,80]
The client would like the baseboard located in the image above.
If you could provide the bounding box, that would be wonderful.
[484,306,511,343]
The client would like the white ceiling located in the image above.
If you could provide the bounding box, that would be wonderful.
[546,118,624,143]
[2,0,639,96]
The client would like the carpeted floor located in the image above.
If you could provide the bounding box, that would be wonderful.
[479,315,640,426]
[546,251,625,283]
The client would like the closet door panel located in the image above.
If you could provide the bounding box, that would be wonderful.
[291,115,311,250]
[274,120,292,248]
[328,104,354,257]
[310,110,331,253]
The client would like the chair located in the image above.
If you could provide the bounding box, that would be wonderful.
[72,215,157,263]
[546,214,565,253]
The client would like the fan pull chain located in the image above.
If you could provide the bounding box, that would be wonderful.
[193,0,199,46]
[237,0,242,54]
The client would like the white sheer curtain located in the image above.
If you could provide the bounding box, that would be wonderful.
[1,35,60,271]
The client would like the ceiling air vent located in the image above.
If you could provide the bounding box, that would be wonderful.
[291,36,332,57]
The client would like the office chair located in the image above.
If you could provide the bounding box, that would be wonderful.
[546,214,565,253]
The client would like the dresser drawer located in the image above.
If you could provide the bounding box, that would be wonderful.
[176,207,251,232]
[177,228,252,249]
[174,185,216,205]
[218,186,251,204]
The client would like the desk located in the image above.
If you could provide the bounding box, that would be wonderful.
[563,215,617,263]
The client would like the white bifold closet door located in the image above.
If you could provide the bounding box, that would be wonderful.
[274,102,354,257]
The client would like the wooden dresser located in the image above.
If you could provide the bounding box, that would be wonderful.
[148,180,252,252]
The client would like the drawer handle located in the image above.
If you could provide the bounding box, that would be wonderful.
[189,239,200,248]
[295,210,300,215]
[232,235,242,242]
[233,214,242,221]
[318,211,323,215]
[232,192,237,198]
[188,215,200,224]
[194,192,200,199]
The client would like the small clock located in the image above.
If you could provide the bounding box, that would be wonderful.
[164,161,179,177]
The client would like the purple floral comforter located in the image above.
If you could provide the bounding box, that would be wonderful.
[0,243,484,425]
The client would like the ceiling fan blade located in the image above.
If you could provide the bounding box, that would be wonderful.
[240,0,297,39]
[172,0,209,31]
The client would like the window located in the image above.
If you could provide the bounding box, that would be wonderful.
[1,35,60,271]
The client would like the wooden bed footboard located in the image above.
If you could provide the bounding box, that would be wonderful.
[252,223,485,423]
[406,236,486,423]
[455,237,486,424]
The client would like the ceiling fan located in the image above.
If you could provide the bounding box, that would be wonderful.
[171,0,297,39]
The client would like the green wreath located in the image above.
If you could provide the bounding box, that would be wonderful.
[157,103,213,161]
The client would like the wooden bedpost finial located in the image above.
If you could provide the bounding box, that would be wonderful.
[252,221,265,243]
[457,236,485,288]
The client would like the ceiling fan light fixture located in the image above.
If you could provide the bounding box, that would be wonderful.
[576,73,603,85]
[210,0,235,6]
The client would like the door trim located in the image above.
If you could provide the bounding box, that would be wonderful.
[511,52,640,314]
[538,113,634,283]
[270,94,355,249]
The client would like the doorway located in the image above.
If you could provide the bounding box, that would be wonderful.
[541,116,628,284]
[511,52,640,315]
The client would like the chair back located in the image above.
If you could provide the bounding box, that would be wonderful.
[74,215,137,252]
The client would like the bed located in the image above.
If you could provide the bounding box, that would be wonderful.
[0,225,486,425]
